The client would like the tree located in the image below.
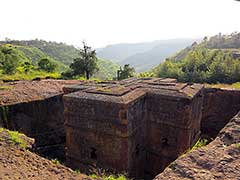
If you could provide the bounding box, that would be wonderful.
[61,69,74,79]
[70,41,98,79]
[22,61,34,74]
[38,58,57,72]
[0,47,19,74]
[118,64,135,80]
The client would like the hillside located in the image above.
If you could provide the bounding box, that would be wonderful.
[0,40,119,80]
[94,58,119,80]
[170,32,240,62]
[0,44,66,80]
[153,32,240,84]
[0,40,79,65]
[97,39,197,72]
[96,41,162,62]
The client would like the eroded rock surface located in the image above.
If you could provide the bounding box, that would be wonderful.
[0,128,91,180]
[0,80,81,106]
[154,112,240,180]
[63,78,204,179]
[201,88,240,140]
[0,80,81,160]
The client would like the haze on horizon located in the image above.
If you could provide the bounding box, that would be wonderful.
[0,0,239,48]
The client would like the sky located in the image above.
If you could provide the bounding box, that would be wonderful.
[0,0,239,48]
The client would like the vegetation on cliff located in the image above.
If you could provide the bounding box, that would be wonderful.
[0,128,27,148]
[153,32,240,84]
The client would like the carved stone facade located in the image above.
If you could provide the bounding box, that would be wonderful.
[63,78,204,179]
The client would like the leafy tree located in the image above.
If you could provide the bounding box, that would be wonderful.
[38,57,57,72]
[21,61,34,74]
[70,42,98,79]
[0,46,19,74]
[154,44,240,84]
[118,64,135,80]
[61,69,74,79]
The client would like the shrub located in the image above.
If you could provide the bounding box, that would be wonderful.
[7,130,27,148]
[90,174,127,180]
[51,158,61,165]
[192,138,208,149]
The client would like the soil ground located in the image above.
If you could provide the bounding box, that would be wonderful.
[0,128,92,180]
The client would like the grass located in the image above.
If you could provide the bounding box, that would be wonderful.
[0,85,12,90]
[96,87,111,92]
[0,128,3,141]
[232,82,240,89]
[236,143,240,148]
[187,93,193,98]
[51,158,61,165]
[206,82,240,89]
[7,130,27,148]
[180,138,209,156]
[90,174,127,180]
[0,128,27,148]
[192,138,208,150]
[0,71,61,81]
[75,76,102,82]
[74,169,81,174]
[0,128,26,148]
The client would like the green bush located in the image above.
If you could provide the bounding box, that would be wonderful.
[90,174,127,180]
[192,138,208,149]
[6,129,27,148]
[38,58,57,72]
[154,47,240,84]
[51,158,61,165]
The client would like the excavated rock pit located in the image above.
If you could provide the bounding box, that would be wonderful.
[154,111,240,180]
[0,78,239,180]
[0,80,81,160]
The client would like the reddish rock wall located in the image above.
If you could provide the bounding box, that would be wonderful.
[144,91,203,178]
[0,95,65,159]
[201,88,240,140]
[155,111,240,180]
[63,78,204,179]
[0,80,80,160]
[64,88,146,177]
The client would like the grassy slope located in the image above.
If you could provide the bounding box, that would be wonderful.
[1,40,119,80]
[0,44,63,80]
[206,82,240,89]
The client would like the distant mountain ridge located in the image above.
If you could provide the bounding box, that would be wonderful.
[96,41,163,62]
[97,38,198,72]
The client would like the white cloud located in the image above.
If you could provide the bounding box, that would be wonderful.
[0,0,239,47]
